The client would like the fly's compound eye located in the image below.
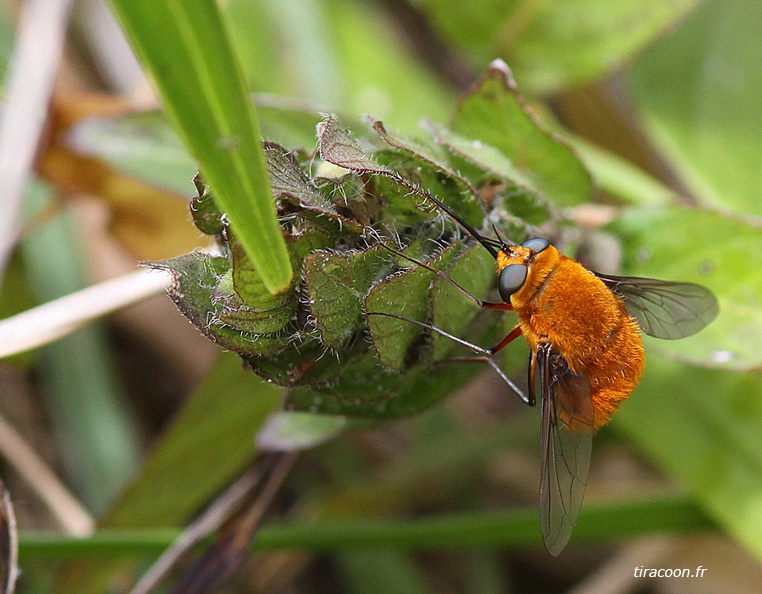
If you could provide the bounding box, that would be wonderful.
[522,238,550,254]
[498,264,528,302]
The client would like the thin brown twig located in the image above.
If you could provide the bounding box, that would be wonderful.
[128,463,271,594]
[0,479,18,594]
[169,452,299,594]
[130,452,298,594]
[0,413,93,536]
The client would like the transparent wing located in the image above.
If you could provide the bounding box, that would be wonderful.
[595,273,719,340]
[534,343,594,556]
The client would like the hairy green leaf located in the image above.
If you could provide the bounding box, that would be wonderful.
[450,61,591,207]
[366,243,461,371]
[305,245,394,348]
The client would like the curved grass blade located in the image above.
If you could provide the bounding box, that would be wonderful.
[108,0,292,294]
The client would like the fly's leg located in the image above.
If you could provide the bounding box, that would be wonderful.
[435,356,529,405]
[432,325,529,404]
[367,312,528,404]
[369,242,524,401]
[370,314,521,356]
[490,325,523,354]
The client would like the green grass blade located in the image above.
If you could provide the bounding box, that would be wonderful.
[19,495,711,558]
[21,183,141,513]
[52,352,282,593]
[108,0,292,293]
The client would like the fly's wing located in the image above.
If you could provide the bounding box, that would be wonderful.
[595,273,718,340]
[534,343,594,556]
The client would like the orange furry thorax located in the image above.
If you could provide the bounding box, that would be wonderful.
[497,245,645,429]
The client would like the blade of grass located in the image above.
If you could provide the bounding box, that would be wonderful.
[101,353,283,529]
[615,357,762,560]
[18,495,712,558]
[107,0,292,294]
[0,479,18,594]
[130,453,297,594]
[53,352,282,594]
[20,183,141,514]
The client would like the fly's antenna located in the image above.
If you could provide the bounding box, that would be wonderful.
[418,188,502,259]
[490,221,516,248]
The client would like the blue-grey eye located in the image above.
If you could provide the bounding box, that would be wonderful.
[499,264,528,301]
[522,238,549,254]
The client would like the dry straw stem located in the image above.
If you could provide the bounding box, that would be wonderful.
[0,0,74,284]
[0,414,93,537]
[0,268,171,359]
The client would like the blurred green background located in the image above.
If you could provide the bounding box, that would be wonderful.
[1,0,761,592]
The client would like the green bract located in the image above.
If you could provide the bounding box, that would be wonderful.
[151,63,589,418]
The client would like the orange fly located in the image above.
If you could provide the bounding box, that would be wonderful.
[372,190,718,555]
